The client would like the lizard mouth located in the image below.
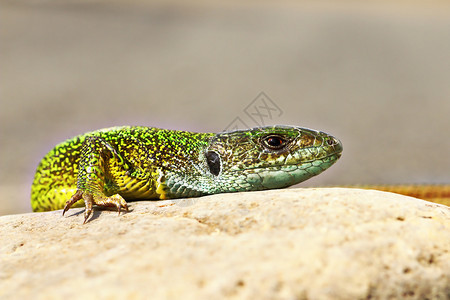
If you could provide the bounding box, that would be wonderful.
[228,150,342,173]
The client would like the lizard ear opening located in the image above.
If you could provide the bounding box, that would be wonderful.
[205,151,221,176]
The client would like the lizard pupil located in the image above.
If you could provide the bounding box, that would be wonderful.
[268,137,282,147]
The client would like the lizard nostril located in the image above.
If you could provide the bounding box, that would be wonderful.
[326,138,335,146]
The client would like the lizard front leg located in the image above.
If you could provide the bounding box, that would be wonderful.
[62,136,128,223]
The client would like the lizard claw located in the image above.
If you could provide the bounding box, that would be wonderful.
[83,210,92,224]
[63,191,128,223]
[117,202,129,215]
[83,193,94,224]
[63,190,83,216]
[87,193,128,222]
[109,194,129,216]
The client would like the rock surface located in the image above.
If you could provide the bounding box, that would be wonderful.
[1,188,449,299]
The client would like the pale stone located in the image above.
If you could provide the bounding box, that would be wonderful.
[0,188,449,300]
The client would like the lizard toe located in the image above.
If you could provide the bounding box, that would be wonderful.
[63,190,83,216]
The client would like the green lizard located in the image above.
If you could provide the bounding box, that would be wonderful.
[31,125,342,222]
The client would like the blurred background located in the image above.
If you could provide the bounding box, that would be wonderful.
[1,0,449,215]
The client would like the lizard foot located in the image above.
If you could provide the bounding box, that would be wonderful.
[63,191,129,223]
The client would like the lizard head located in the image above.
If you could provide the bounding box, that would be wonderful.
[203,125,342,191]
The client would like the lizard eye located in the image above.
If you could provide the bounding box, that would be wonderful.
[262,135,288,151]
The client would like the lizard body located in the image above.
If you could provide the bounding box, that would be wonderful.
[31,125,342,222]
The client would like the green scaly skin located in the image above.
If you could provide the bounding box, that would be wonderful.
[31,125,343,222]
